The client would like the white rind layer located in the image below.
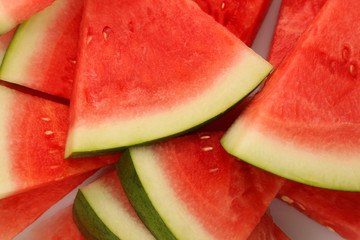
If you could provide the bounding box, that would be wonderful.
[221,117,360,191]
[0,87,15,198]
[0,0,69,85]
[131,146,215,240]
[65,50,272,157]
[81,175,155,240]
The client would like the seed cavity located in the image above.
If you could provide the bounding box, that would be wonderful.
[50,165,61,169]
[280,195,294,204]
[202,146,213,151]
[103,26,112,41]
[128,21,134,32]
[342,45,351,62]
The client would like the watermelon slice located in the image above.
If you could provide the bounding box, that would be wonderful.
[0,27,15,65]
[73,170,155,240]
[0,85,118,199]
[0,0,82,99]
[222,0,360,190]
[0,0,56,35]
[192,0,272,46]
[65,0,272,158]
[267,0,327,66]
[116,132,284,239]
[25,205,85,240]
[0,171,93,240]
[278,180,360,240]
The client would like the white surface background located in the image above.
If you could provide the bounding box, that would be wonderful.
[15,0,345,239]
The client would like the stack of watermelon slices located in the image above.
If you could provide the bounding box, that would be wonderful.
[1,0,360,239]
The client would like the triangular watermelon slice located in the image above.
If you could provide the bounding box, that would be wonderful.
[267,0,327,67]
[192,0,272,46]
[0,0,56,35]
[116,132,284,239]
[0,171,93,240]
[222,0,360,190]
[65,0,272,158]
[0,85,118,199]
[0,0,82,99]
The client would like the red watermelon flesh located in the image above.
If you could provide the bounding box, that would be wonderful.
[0,0,56,35]
[0,85,118,199]
[192,0,272,46]
[0,171,93,240]
[25,205,85,240]
[278,180,360,240]
[0,27,15,64]
[267,0,327,67]
[221,0,360,190]
[0,0,82,99]
[248,211,289,240]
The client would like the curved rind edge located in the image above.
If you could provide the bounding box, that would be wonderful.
[116,150,177,240]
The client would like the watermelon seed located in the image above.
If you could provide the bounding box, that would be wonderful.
[202,146,213,151]
[200,135,210,139]
[349,63,357,77]
[41,117,51,121]
[280,195,294,204]
[103,26,112,41]
[209,168,219,173]
[87,36,93,45]
[221,1,225,10]
[45,131,54,135]
[296,202,306,211]
[342,46,351,62]
[326,226,335,232]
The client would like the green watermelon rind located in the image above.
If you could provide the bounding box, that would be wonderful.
[65,51,273,158]
[73,191,119,240]
[116,150,177,240]
[72,170,155,240]
[221,117,360,191]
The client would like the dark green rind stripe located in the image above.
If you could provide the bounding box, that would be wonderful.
[73,190,121,240]
[116,150,177,240]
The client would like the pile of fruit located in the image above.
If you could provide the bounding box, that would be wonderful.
[0,0,359,239]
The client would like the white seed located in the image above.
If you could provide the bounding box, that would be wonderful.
[200,135,210,139]
[41,117,51,121]
[202,146,213,151]
[280,195,294,204]
[209,168,219,173]
[45,131,54,135]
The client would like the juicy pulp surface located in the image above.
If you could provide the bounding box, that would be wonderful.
[222,0,360,190]
[0,172,92,240]
[73,170,155,240]
[0,0,55,35]
[0,85,118,198]
[66,0,272,157]
[119,132,284,239]
[279,180,360,240]
[267,0,326,67]
[192,0,272,46]
[0,0,82,99]
[248,212,289,240]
